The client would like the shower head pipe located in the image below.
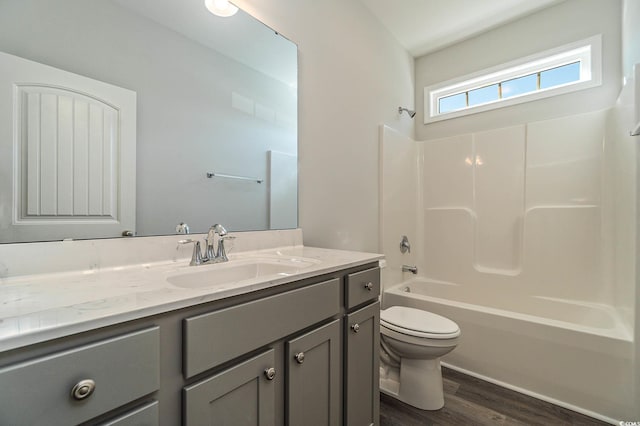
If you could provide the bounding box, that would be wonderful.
[398,106,416,118]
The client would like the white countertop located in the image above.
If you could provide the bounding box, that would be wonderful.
[0,245,382,352]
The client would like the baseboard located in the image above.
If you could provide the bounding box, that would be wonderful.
[441,362,618,425]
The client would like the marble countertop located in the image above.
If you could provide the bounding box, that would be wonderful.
[0,245,383,352]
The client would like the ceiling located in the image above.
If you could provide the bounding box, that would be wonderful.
[357,0,565,57]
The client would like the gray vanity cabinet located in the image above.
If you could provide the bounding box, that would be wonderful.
[287,319,341,426]
[0,327,160,426]
[345,302,380,426]
[183,349,277,426]
[344,266,381,426]
[0,262,381,426]
[99,401,159,426]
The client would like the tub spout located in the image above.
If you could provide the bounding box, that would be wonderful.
[402,264,418,274]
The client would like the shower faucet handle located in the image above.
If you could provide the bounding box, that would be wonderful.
[400,235,411,254]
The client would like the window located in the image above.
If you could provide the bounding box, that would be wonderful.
[424,35,602,123]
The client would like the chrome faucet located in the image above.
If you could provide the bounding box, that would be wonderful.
[402,264,418,274]
[178,224,234,266]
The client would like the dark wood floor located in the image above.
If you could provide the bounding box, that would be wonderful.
[379,367,607,426]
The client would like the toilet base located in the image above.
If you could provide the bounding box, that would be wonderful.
[379,358,445,410]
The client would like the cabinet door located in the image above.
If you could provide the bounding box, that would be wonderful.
[183,349,276,426]
[345,302,380,426]
[287,319,341,426]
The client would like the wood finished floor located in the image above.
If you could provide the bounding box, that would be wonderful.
[379,367,607,426]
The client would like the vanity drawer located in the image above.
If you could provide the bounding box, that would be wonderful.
[345,267,380,309]
[100,400,159,426]
[0,327,160,426]
[184,278,341,378]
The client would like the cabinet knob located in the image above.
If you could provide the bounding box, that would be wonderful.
[294,352,305,364]
[71,379,96,401]
[351,323,360,333]
[264,367,276,381]
[364,282,373,291]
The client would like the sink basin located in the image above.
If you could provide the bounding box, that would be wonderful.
[167,257,318,289]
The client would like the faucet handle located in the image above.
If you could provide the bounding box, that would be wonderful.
[215,235,235,262]
[400,235,411,254]
[178,239,204,266]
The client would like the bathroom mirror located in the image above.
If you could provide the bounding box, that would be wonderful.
[0,0,298,243]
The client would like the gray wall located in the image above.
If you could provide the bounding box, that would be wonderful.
[0,0,297,236]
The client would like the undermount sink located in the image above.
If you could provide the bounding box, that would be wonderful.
[167,257,318,289]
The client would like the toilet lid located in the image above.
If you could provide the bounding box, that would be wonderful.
[380,306,460,338]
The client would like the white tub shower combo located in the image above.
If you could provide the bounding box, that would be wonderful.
[379,83,637,422]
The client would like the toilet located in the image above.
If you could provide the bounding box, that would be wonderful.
[379,306,460,410]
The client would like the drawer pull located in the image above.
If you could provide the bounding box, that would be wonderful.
[364,282,373,291]
[351,323,360,333]
[294,352,305,364]
[71,379,96,401]
[264,367,276,381]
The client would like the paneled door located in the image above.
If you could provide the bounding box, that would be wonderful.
[287,319,341,426]
[345,302,380,426]
[183,349,277,426]
[0,51,136,242]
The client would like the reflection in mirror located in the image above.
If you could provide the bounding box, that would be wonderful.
[0,0,298,244]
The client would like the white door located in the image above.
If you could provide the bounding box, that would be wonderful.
[0,51,136,243]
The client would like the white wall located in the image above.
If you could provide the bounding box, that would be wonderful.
[414,0,622,140]
[233,0,415,252]
[379,125,419,293]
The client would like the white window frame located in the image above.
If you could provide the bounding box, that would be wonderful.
[423,35,602,123]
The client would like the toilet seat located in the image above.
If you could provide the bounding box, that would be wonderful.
[381,306,460,339]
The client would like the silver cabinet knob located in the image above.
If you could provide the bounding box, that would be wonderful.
[71,379,96,400]
[364,282,373,291]
[351,323,360,333]
[264,367,276,380]
[294,352,305,364]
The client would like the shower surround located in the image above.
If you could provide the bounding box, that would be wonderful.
[379,101,636,421]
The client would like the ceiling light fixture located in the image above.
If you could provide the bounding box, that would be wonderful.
[205,0,238,17]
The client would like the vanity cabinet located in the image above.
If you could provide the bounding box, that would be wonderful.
[184,318,343,426]
[183,349,277,425]
[182,276,344,426]
[183,278,341,379]
[0,262,380,426]
[0,327,160,426]
[345,302,380,426]
[287,319,342,425]
[100,401,159,426]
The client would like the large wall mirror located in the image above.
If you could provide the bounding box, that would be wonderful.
[0,0,298,244]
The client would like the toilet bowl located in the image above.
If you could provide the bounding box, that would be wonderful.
[379,306,460,410]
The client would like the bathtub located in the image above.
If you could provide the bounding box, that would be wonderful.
[383,278,635,423]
